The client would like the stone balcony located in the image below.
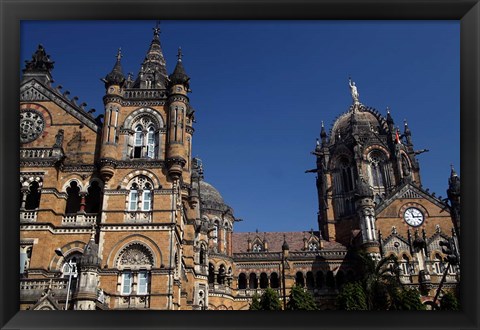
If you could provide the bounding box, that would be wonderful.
[124,211,152,223]
[62,213,98,226]
[20,210,38,222]
[208,283,233,295]
[235,287,281,297]
[114,294,150,309]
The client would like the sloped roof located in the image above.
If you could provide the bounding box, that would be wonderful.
[232,231,346,253]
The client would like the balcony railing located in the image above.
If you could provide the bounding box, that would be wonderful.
[20,210,38,222]
[20,278,68,291]
[235,288,281,297]
[208,284,232,295]
[20,148,54,159]
[124,211,152,223]
[62,213,98,226]
[115,295,150,309]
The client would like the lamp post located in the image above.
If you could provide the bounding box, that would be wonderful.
[55,248,77,310]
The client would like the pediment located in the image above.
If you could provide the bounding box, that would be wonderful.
[31,289,62,310]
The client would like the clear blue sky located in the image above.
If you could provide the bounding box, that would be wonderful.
[20,20,460,233]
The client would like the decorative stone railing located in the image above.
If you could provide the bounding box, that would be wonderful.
[20,278,68,300]
[399,275,413,284]
[115,295,150,309]
[62,213,98,226]
[20,147,64,159]
[124,211,152,223]
[235,288,281,297]
[20,148,54,159]
[123,90,166,99]
[208,284,232,295]
[20,210,38,222]
[233,252,282,261]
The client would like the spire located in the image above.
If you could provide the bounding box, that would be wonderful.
[169,47,190,90]
[404,119,413,145]
[102,48,125,89]
[132,24,168,89]
[282,234,289,251]
[386,107,394,127]
[320,121,327,146]
[22,44,55,84]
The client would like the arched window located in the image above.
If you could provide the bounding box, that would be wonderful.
[315,271,324,289]
[295,272,305,287]
[400,254,410,275]
[129,115,160,160]
[259,272,268,289]
[326,271,335,289]
[126,176,153,213]
[116,243,153,296]
[199,245,206,265]
[20,246,33,275]
[238,273,247,289]
[306,271,315,289]
[65,181,81,214]
[61,253,80,292]
[208,263,215,284]
[25,181,41,210]
[85,181,102,213]
[252,243,262,252]
[217,264,226,285]
[433,253,443,274]
[367,150,389,193]
[249,273,258,289]
[270,272,279,289]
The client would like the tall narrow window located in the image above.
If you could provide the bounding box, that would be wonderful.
[121,271,132,295]
[25,181,41,210]
[368,150,388,193]
[129,188,138,211]
[134,125,143,158]
[137,271,149,295]
[65,181,81,214]
[142,190,151,211]
[147,127,155,159]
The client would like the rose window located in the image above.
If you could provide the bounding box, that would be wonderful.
[20,110,45,143]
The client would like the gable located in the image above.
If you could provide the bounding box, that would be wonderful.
[20,79,100,132]
[376,183,449,216]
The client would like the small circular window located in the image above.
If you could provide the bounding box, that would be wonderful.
[20,110,45,143]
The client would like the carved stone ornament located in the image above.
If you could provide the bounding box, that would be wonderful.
[20,110,45,143]
[118,243,154,267]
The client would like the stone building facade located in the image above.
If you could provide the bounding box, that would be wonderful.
[19,28,460,310]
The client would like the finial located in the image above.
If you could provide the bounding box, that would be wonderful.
[404,119,408,126]
[256,228,258,234]
[316,138,320,146]
[321,120,324,128]
[153,21,161,36]
[177,47,183,62]
[116,48,122,61]
[386,106,390,114]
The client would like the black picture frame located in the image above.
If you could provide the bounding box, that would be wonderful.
[1,1,478,329]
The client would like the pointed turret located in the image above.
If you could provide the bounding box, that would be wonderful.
[404,119,413,146]
[133,25,168,89]
[320,121,327,145]
[102,48,125,89]
[169,47,190,90]
[22,44,55,85]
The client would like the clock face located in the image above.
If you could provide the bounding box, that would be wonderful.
[404,207,424,227]
[20,110,45,143]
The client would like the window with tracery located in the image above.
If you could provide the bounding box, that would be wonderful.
[126,176,153,213]
[252,243,262,252]
[367,150,390,193]
[308,242,319,251]
[117,243,153,296]
[129,116,160,160]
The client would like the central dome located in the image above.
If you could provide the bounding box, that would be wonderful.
[330,106,386,144]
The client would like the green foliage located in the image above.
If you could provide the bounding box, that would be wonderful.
[260,287,282,310]
[356,252,403,310]
[391,288,426,310]
[336,282,368,311]
[286,285,318,310]
[249,293,261,310]
[440,291,460,311]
